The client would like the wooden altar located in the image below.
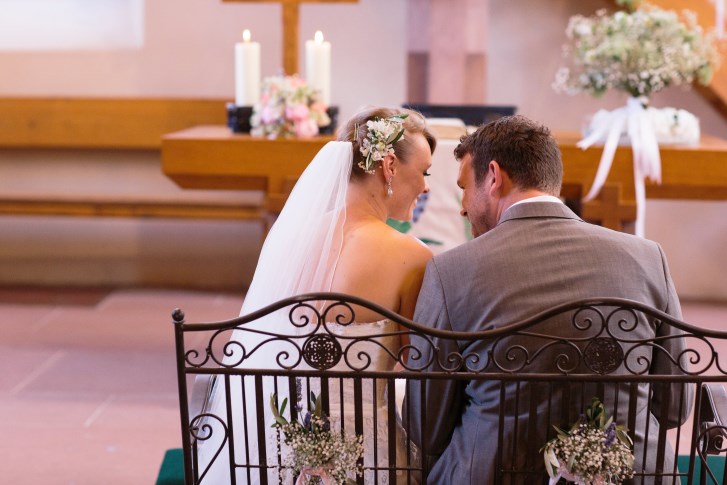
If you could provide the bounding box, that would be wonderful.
[555,132,727,230]
[161,126,727,230]
[161,125,334,213]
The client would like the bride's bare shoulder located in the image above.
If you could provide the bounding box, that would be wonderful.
[349,221,432,264]
[390,226,433,261]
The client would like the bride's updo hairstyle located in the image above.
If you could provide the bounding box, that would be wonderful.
[337,107,437,180]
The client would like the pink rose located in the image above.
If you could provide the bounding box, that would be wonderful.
[285,103,310,121]
[260,106,280,124]
[295,118,319,138]
[288,76,306,88]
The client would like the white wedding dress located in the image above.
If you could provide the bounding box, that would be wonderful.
[196,141,419,484]
[324,320,420,484]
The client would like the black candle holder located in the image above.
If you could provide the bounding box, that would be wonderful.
[226,103,254,133]
[226,103,339,135]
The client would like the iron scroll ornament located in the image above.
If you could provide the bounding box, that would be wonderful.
[176,293,727,377]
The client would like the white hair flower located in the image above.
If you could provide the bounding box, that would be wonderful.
[358,114,408,174]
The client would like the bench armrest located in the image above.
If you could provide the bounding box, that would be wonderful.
[699,384,727,455]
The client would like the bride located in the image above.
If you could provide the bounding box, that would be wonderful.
[197,106,436,484]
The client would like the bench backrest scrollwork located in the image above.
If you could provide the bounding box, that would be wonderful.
[173,293,727,484]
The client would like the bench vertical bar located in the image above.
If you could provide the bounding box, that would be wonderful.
[172,310,194,484]
[353,377,364,484]
[495,382,506,483]
[387,378,397,484]
[255,375,268,485]
[687,382,704,485]
[224,375,237,485]
[419,377,428,483]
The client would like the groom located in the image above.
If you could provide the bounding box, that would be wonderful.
[404,115,692,483]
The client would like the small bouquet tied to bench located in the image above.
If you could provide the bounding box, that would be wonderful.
[270,387,363,485]
[542,397,634,484]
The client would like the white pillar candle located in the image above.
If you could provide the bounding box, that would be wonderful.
[234,29,260,106]
[305,30,331,105]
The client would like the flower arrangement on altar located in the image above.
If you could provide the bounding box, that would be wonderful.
[553,2,723,237]
[542,398,634,485]
[251,75,331,139]
[553,3,720,99]
[270,389,363,484]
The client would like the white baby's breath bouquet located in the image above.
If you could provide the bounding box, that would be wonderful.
[553,3,720,98]
[271,390,363,484]
[543,398,634,485]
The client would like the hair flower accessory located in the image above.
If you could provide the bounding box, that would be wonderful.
[358,114,408,174]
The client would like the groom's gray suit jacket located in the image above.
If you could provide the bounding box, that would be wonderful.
[405,201,692,484]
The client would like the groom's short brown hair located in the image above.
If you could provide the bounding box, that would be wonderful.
[454,115,562,195]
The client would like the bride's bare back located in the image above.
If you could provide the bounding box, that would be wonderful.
[331,215,432,322]
[328,108,436,322]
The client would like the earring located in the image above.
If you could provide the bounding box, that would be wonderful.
[386,178,393,197]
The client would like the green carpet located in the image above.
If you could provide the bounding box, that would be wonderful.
[155,449,725,484]
[678,455,726,484]
[156,448,185,485]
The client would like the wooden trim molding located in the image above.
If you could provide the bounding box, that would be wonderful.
[0,195,265,220]
[0,97,228,149]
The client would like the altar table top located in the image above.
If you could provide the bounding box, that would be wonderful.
[161,125,727,220]
[554,131,727,201]
[161,125,334,212]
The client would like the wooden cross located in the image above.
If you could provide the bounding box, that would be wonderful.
[223,0,358,75]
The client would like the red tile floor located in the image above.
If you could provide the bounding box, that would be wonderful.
[1,287,725,484]
[0,287,243,485]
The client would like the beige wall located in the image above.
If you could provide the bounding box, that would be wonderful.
[1,0,726,299]
[0,0,407,290]
[0,0,407,120]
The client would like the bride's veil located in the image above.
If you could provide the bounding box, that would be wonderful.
[197,141,353,484]
[239,140,352,317]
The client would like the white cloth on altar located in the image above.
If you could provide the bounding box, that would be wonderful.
[407,135,471,254]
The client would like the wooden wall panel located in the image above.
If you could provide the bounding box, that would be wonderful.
[0,98,228,149]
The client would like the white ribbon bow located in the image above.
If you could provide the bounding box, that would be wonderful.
[577,96,662,238]
[295,466,334,485]
[550,469,608,485]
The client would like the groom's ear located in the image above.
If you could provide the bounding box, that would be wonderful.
[488,160,502,196]
[490,160,511,196]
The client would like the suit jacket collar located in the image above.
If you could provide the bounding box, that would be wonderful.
[498,201,583,226]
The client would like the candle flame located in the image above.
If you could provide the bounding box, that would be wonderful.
[243,29,251,42]
[314,30,324,44]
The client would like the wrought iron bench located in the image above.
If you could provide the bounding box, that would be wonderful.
[172,293,727,484]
